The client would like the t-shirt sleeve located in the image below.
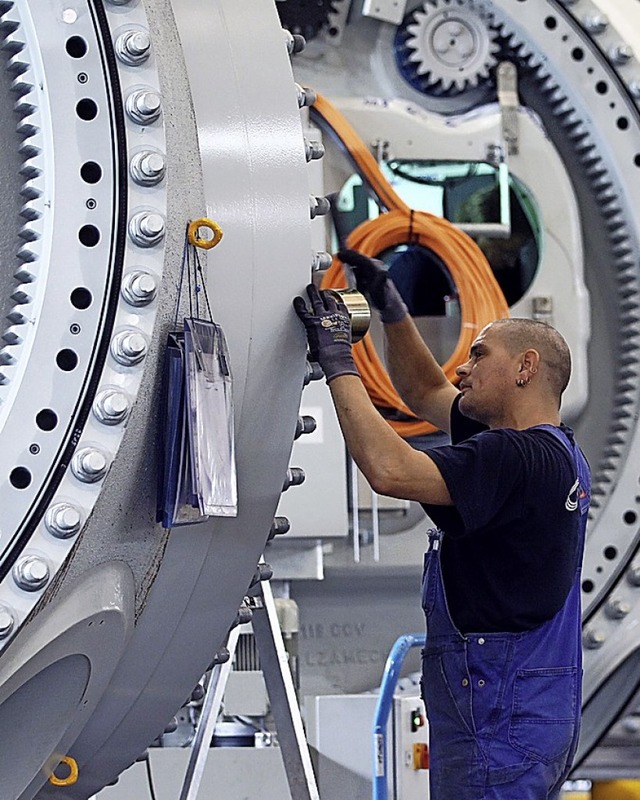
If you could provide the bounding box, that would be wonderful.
[427,430,524,535]
[450,393,488,444]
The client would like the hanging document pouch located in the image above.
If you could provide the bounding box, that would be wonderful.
[184,317,238,517]
[157,331,208,528]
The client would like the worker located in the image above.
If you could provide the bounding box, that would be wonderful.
[293,249,590,800]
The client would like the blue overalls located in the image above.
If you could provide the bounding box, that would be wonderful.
[420,426,590,799]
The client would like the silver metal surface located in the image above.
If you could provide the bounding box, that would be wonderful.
[127,212,166,248]
[0,607,15,639]
[121,270,158,307]
[13,556,50,593]
[44,505,83,540]
[129,151,166,186]
[93,390,129,427]
[71,448,109,484]
[116,30,152,66]
[125,89,162,125]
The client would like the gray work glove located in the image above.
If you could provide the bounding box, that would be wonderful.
[293,284,360,383]
[338,248,408,324]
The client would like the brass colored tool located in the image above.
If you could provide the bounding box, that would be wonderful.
[325,288,371,342]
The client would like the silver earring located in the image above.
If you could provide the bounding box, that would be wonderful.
[516,377,530,387]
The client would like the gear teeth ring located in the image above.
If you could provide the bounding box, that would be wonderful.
[399,0,499,95]
[0,1,43,391]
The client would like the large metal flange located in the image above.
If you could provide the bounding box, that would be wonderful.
[0,0,167,651]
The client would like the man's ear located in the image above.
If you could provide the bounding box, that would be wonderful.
[520,348,540,375]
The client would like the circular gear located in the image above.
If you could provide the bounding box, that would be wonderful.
[276,0,340,43]
[398,0,499,95]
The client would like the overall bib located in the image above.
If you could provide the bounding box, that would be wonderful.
[420,427,590,800]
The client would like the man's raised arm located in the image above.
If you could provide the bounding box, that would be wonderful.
[338,249,458,433]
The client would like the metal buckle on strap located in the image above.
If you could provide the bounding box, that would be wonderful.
[427,528,442,551]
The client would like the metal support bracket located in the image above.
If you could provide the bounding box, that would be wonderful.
[178,626,241,800]
[497,61,520,156]
[249,578,321,800]
[178,575,320,800]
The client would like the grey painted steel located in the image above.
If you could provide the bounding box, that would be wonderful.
[250,580,320,800]
[31,0,314,797]
[0,561,135,800]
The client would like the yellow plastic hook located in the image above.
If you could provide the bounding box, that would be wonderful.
[187,217,223,250]
[49,756,79,787]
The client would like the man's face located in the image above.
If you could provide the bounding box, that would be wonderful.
[456,324,517,425]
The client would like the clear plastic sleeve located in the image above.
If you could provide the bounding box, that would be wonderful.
[184,318,238,517]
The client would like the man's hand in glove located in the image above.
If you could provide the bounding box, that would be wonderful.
[338,248,408,324]
[293,284,360,383]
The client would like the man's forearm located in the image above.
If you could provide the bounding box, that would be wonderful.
[327,374,452,505]
[384,316,454,420]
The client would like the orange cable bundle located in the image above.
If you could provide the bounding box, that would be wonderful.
[313,94,509,438]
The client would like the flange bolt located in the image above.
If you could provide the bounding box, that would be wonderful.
[129,212,165,247]
[111,330,148,366]
[122,270,158,306]
[72,447,109,484]
[13,556,50,592]
[94,389,130,425]
[116,30,152,65]
[126,89,162,125]
[45,503,83,539]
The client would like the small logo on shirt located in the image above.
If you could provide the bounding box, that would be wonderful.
[565,478,580,512]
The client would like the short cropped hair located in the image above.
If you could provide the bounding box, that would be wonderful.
[492,318,572,399]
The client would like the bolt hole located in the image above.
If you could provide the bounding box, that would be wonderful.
[596,80,608,95]
[76,98,98,121]
[36,409,58,431]
[604,545,618,560]
[635,154,640,167]
[56,349,78,372]
[10,467,31,489]
[29,444,40,455]
[617,116,630,130]
[66,36,88,58]
[70,323,81,335]
[624,510,637,525]
[582,579,595,593]
[596,566,603,573]
[80,161,102,184]
[544,16,557,30]
[86,198,96,210]
[79,225,100,247]
[571,47,584,61]
[70,287,92,309]
[77,73,88,84]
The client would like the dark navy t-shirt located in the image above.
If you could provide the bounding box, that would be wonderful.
[422,395,582,634]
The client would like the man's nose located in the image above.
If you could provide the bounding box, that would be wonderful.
[456,361,470,377]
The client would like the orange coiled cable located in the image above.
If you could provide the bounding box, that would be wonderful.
[313,94,509,438]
